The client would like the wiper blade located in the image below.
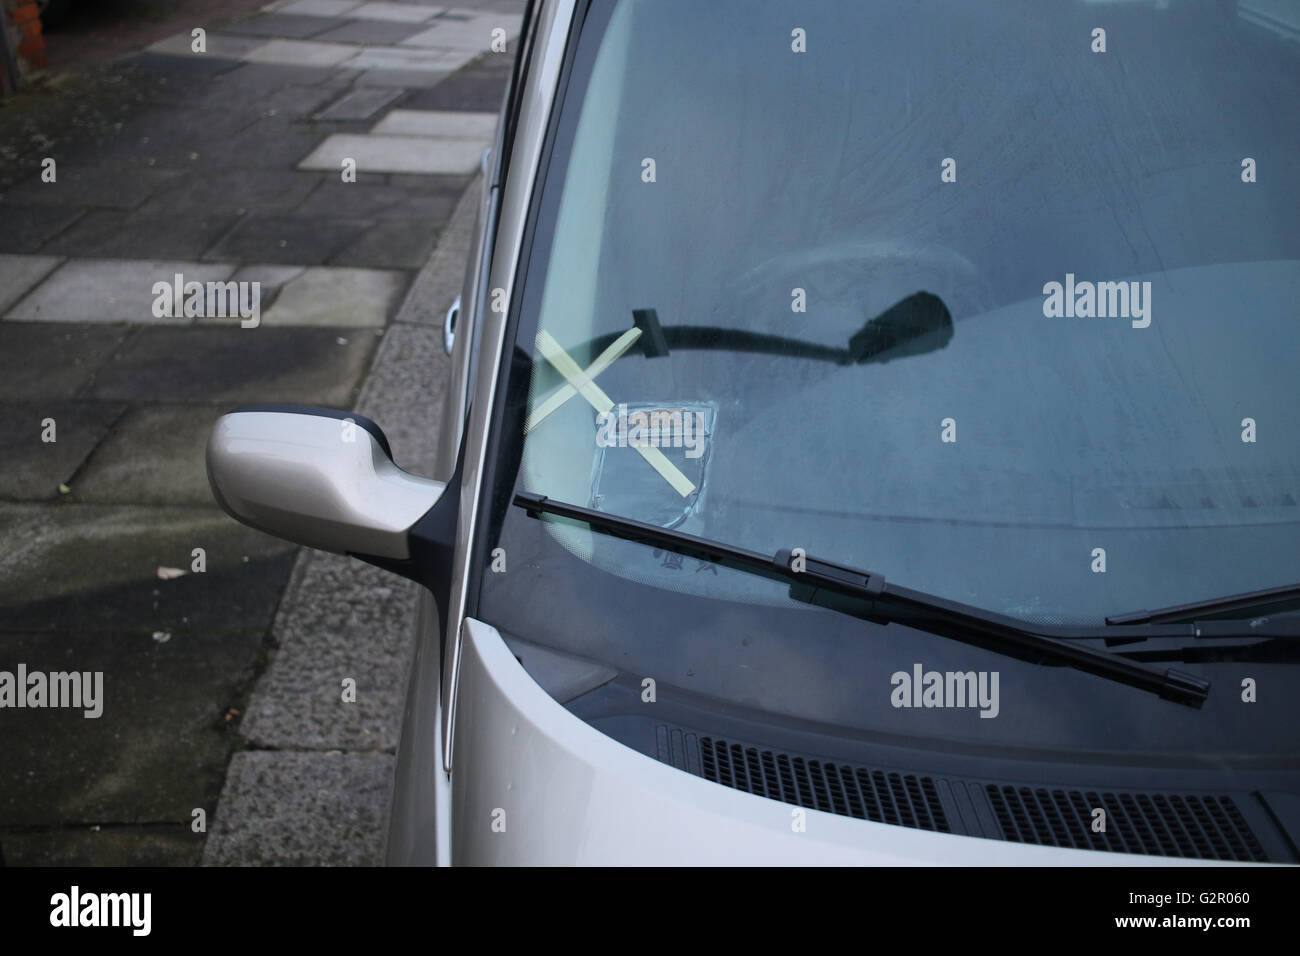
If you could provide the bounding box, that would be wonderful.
[512,493,1210,708]
[1108,582,1300,625]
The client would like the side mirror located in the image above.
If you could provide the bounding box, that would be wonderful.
[206,405,446,566]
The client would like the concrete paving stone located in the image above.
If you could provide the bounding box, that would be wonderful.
[86,326,379,406]
[292,178,457,220]
[205,60,345,91]
[387,172,478,329]
[313,18,428,45]
[312,85,404,121]
[203,751,394,866]
[0,323,129,402]
[203,81,343,118]
[330,218,438,270]
[136,168,323,217]
[40,210,241,261]
[0,402,126,501]
[0,204,84,255]
[0,254,62,314]
[400,14,519,51]
[201,118,325,169]
[226,263,309,311]
[385,171,474,194]
[349,2,442,22]
[202,213,370,265]
[122,51,247,79]
[243,38,359,68]
[2,166,187,211]
[371,108,496,139]
[252,266,408,326]
[0,503,297,633]
[397,54,511,111]
[224,13,339,38]
[347,45,456,72]
[72,404,229,507]
[0,626,266,828]
[299,132,484,174]
[239,551,418,751]
[146,31,271,60]
[279,0,361,16]
[354,67,449,88]
[6,258,236,324]
[0,828,202,867]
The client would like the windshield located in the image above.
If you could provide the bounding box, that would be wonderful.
[476,0,1300,757]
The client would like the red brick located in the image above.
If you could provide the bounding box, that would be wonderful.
[12,4,40,25]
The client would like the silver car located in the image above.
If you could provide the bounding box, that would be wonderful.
[208,0,1300,865]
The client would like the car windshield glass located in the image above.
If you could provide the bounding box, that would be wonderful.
[504,0,1300,628]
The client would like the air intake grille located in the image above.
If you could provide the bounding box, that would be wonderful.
[698,736,949,832]
[986,786,1267,861]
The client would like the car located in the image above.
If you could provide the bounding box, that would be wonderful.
[206,0,1300,865]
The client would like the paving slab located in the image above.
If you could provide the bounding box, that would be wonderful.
[136,168,324,217]
[347,46,455,72]
[239,551,419,751]
[299,132,484,174]
[40,210,241,261]
[371,108,496,138]
[202,751,394,866]
[331,218,438,270]
[0,205,85,255]
[0,503,297,633]
[314,19,428,45]
[86,326,380,406]
[400,49,512,111]
[0,323,129,402]
[5,258,236,324]
[224,13,339,38]
[72,404,229,507]
[2,166,186,212]
[244,39,359,68]
[0,827,202,867]
[355,67,449,88]
[0,255,62,314]
[400,15,518,51]
[203,213,370,265]
[292,178,458,220]
[0,401,127,501]
[250,266,408,326]
[279,0,362,16]
[387,171,479,329]
[349,2,443,22]
[146,32,271,60]
[312,86,404,121]
[0,626,266,829]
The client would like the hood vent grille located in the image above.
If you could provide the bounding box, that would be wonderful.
[698,735,949,833]
[986,785,1267,861]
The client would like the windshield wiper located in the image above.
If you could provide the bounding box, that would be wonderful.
[1107,582,1300,625]
[512,492,1211,708]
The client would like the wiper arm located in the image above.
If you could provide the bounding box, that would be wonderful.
[1107,582,1300,625]
[512,493,1210,708]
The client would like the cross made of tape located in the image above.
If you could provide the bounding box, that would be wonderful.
[526,327,695,498]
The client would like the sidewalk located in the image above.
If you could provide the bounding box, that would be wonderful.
[0,0,522,865]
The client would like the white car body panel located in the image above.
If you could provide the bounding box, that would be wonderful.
[451,617,1232,866]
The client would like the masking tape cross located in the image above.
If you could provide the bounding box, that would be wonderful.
[530,328,696,498]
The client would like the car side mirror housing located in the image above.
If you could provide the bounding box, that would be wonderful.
[206,406,462,599]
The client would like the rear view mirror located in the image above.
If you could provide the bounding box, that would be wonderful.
[206,405,444,562]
